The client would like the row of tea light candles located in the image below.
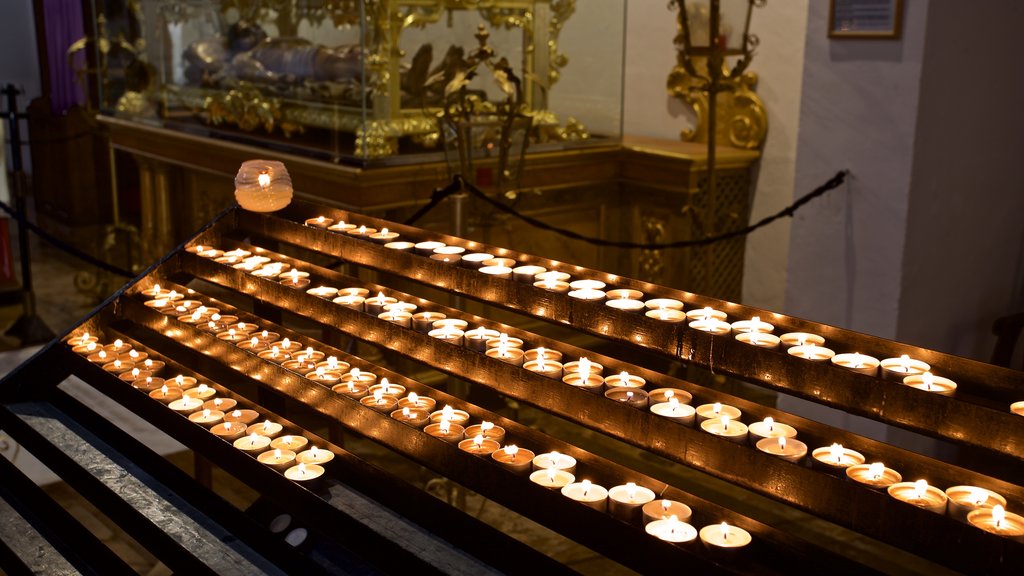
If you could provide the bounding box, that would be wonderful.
[130,290,758,551]
[67,332,331,486]
[182,246,1024,543]
[274,217,1024,414]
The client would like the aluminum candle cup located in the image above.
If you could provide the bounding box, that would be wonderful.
[688,318,732,335]
[333,294,365,311]
[327,221,356,232]
[755,437,808,464]
[700,523,752,554]
[563,360,604,376]
[247,421,284,438]
[746,417,798,445]
[430,253,461,265]
[644,298,684,311]
[433,319,469,332]
[433,245,467,257]
[367,380,402,397]
[730,317,775,335]
[484,258,517,269]
[561,480,608,512]
[211,421,247,442]
[645,308,686,323]
[567,288,606,301]
[384,241,414,251]
[346,225,377,238]
[429,327,465,347]
[479,265,513,279]
[168,396,204,415]
[646,517,698,543]
[464,423,506,445]
[271,435,308,452]
[880,355,930,380]
[512,265,547,283]
[968,506,1024,542]
[360,393,398,413]
[530,468,574,490]
[788,344,836,362]
[888,480,948,514]
[378,310,412,328]
[945,486,1007,522]
[458,435,501,457]
[831,353,880,376]
[524,348,563,363]
[224,409,260,426]
[258,449,296,472]
[296,446,335,465]
[648,388,693,405]
[491,445,535,475]
[902,372,957,396]
[149,386,182,404]
[846,463,902,490]
[486,347,525,366]
[332,381,369,400]
[534,278,570,294]
[694,403,742,425]
[533,452,577,474]
[686,307,727,322]
[398,393,436,412]
[424,421,465,444]
[736,332,782,350]
[279,270,311,290]
[284,463,325,488]
[604,372,645,389]
[342,370,378,386]
[700,416,749,444]
[364,294,398,316]
[608,483,656,523]
[102,360,135,375]
[812,444,866,473]
[605,387,649,410]
[304,216,333,228]
[338,287,371,299]
[643,499,693,525]
[461,252,493,269]
[562,372,605,393]
[524,358,564,379]
[414,241,446,255]
[485,335,524,350]
[233,433,272,454]
[204,398,236,412]
[780,332,825,349]
[428,406,470,426]
[189,409,224,428]
[131,377,164,393]
[464,327,499,352]
[305,286,339,300]
[412,312,447,333]
[605,290,645,313]
[369,228,400,244]
[650,400,696,426]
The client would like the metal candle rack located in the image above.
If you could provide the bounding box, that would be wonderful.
[0,199,1020,575]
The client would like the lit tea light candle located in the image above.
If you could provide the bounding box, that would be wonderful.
[282,358,317,375]
[102,359,135,375]
[688,318,732,335]
[429,405,470,426]
[755,436,808,463]
[72,340,100,356]
[645,305,687,323]
[332,379,369,400]
[304,215,333,228]
[118,367,147,382]
[464,421,506,444]
[359,389,398,412]
[275,338,303,354]
[222,249,252,259]
[524,353,564,379]
[224,409,260,426]
[234,432,272,454]
[880,355,930,380]
[279,269,311,289]
[779,332,825,349]
[530,467,575,490]
[699,522,752,553]
[185,384,217,401]
[188,408,224,428]
[204,397,236,412]
[306,286,339,300]
[364,292,397,316]
[123,349,148,363]
[746,417,798,445]
[561,480,608,511]
[533,451,577,474]
[414,241,446,255]
[232,260,263,272]
[398,392,436,412]
[846,462,902,489]
[731,316,774,334]
[534,275,571,294]
[338,287,371,299]
[485,333,524,350]
[238,336,268,352]
[369,227,400,244]
[608,482,656,523]
[788,344,836,362]
[888,479,948,514]
[831,353,880,376]
[144,297,172,310]
[433,318,469,332]
[211,421,247,442]
[461,252,494,269]
[215,255,241,266]
[428,324,465,346]
[216,328,249,344]
[700,415,748,444]
[562,370,604,394]
[411,312,447,333]
[604,371,645,388]
[327,220,356,233]
[384,241,415,251]
[650,398,696,426]
[140,284,172,298]
[433,245,466,258]
[486,344,525,366]
[142,358,164,374]
[643,499,692,525]
[306,367,342,385]
[648,388,694,405]
[271,435,308,452]
[149,384,182,404]
[284,462,324,486]
[968,505,1024,542]
[430,253,461,265]
[492,445,536,475]
[187,244,216,256]
[523,347,562,363]
[605,290,645,313]
[902,372,957,396]
[169,396,204,415]
[378,309,413,329]
[296,446,335,465]
[605,387,649,409]
[945,486,1007,522]
[367,377,402,396]
[458,434,501,457]
[464,326,499,352]
[694,402,742,424]
[86,349,111,365]
[736,331,782,349]
[687,307,727,322]
[246,420,284,438]
[563,358,604,376]
[257,448,296,472]
[645,515,697,543]
[346,225,377,238]
[131,377,164,393]
[644,298,684,311]
[424,418,466,444]
[812,443,866,473]
[567,287,606,301]
[333,293,366,311]
[512,265,547,284]
[479,265,513,280]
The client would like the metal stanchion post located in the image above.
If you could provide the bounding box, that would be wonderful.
[3,84,54,345]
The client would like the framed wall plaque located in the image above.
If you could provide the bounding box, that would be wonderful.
[829,0,904,39]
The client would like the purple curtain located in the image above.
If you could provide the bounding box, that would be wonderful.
[43,0,86,113]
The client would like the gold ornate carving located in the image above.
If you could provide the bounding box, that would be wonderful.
[546,0,576,87]
[202,83,304,137]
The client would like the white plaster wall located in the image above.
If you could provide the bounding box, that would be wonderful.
[624,1,808,311]
[896,0,1024,361]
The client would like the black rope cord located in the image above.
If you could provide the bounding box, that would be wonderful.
[0,199,135,277]
[403,177,466,226]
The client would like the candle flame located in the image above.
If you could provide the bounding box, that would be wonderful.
[213,398,222,407]
[376,291,385,302]
[358,224,366,234]
[662,499,671,513]
[131,368,140,378]
[230,410,241,418]
[354,368,364,380]
[114,359,122,368]
[311,446,319,457]
[923,371,934,390]
[228,328,236,337]
[829,443,844,464]
[439,419,451,434]
[970,487,987,506]
[282,338,291,348]
[202,409,211,418]
[625,391,634,401]
[282,435,292,444]
[764,416,775,431]
[374,389,384,403]
[868,462,885,480]
[504,445,519,457]
[481,421,494,432]
[993,505,1006,529]
[274,448,282,458]
[249,432,259,442]
[402,407,411,418]
[129,350,139,359]
[152,285,161,294]
[778,437,787,450]
[668,397,679,412]
[175,375,184,385]
[160,384,169,395]
[914,479,929,499]
[250,336,259,347]
[198,384,208,393]
[98,350,107,360]
[257,172,270,188]
[720,522,730,541]
[347,381,355,393]
[721,415,731,431]
[409,392,419,406]
[851,353,864,369]
[473,434,484,448]
[579,357,591,378]
[797,334,807,346]
[536,347,546,359]
[144,359,154,368]
[626,482,637,500]
[547,468,556,481]
[263,420,272,431]
[537,355,546,370]
[297,462,307,474]
[224,422,233,430]
[899,354,911,371]
[713,402,722,416]
[581,479,592,496]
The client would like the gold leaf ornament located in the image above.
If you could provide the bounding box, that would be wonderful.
[234,160,293,213]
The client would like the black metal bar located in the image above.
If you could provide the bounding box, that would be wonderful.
[174,244,1024,575]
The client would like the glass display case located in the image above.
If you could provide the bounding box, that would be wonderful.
[88,0,625,165]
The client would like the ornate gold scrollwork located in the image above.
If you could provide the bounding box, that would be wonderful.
[203,83,304,137]
[668,56,767,150]
[547,0,576,87]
